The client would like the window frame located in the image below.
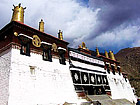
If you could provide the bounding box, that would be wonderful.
[106,64,110,74]
[20,41,30,56]
[58,49,66,65]
[111,65,115,75]
[117,66,121,75]
[42,48,52,62]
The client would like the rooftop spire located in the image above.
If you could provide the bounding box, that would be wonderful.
[39,19,44,32]
[11,3,26,23]
[82,42,86,49]
[58,30,63,40]
[96,47,100,56]
[109,50,116,60]
[105,50,109,58]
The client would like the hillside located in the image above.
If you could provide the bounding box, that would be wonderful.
[115,47,140,97]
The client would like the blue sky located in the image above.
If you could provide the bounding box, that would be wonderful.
[0,0,140,54]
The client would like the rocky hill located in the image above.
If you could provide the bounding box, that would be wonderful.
[115,47,140,97]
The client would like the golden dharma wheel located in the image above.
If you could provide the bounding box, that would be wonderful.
[32,35,41,47]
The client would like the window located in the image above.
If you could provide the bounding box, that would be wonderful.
[19,35,31,56]
[59,52,66,65]
[20,43,30,56]
[58,48,66,65]
[30,66,35,75]
[111,65,115,75]
[106,64,110,74]
[43,49,52,62]
[117,66,121,75]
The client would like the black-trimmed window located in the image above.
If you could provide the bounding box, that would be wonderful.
[59,49,66,65]
[19,35,31,56]
[106,64,110,74]
[20,42,30,56]
[42,44,52,62]
[111,65,115,75]
[43,49,52,62]
[117,67,121,75]
[59,53,66,65]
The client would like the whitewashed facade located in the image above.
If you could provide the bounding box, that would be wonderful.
[69,47,137,104]
[0,47,78,105]
[106,71,136,103]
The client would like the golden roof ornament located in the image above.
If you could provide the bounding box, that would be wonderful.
[11,3,26,23]
[52,43,58,52]
[105,50,109,58]
[14,32,18,36]
[32,35,41,47]
[58,30,63,40]
[109,50,116,60]
[39,19,44,32]
[112,51,116,60]
[96,47,100,56]
[82,42,86,49]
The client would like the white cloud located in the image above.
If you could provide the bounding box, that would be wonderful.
[0,0,99,47]
[88,22,140,50]
[0,0,90,48]
[1,0,140,53]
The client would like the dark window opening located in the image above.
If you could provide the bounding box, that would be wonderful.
[117,67,121,75]
[59,50,66,65]
[106,64,110,74]
[19,35,31,56]
[125,78,127,82]
[111,65,115,75]
[43,49,52,62]
[20,43,30,56]
[96,87,106,95]
[74,85,83,91]
[107,68,110,74]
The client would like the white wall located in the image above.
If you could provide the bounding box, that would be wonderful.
[0,49,11,105]
[107,72,136,103]
[8,48,78,105]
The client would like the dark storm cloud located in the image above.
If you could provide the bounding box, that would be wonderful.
[88,0,140,39]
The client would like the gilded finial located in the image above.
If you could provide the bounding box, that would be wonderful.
[82,42,86,49]
[96,47,100,56]
[105,50,109,58]
[58,30,63,40]
[11,3,26,23]
[109,50,116,60]
[39,19,44,32]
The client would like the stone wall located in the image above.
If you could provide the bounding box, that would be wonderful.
[0,48,11,105]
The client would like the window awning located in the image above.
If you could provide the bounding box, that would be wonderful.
[58,47,66,51]
[19,33,33,40]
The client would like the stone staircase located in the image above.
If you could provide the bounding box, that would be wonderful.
[63,92,135,105]
[87,95,135,105]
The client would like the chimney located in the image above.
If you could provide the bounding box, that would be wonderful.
[11,3,26,23]
[39,19,44,32]
[58,30,63,40]
[105,50,109,58]
[109,50,116,60]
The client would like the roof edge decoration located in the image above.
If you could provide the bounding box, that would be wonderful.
[0,21,69,45]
